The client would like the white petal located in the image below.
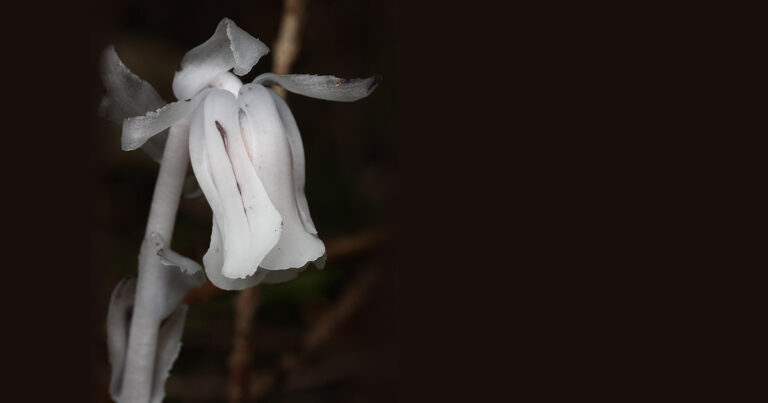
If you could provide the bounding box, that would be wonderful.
[238,84,325,270]
[150,304,188,403]
[106,276,136,402]
[202,218,269,290]
[208,71,244,96]
[172,18,269,100]
[189,89,282,279]
[267,89,317,234]
[122,88,210,151]
[253,73,381,102]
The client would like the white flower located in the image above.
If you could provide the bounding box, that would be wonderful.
[100,18,379,290]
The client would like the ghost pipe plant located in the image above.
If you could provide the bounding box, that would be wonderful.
[100,18,379,403]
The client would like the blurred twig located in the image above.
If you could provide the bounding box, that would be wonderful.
[271,0,308,98]
[249,265,381,399]
[228,287,261,403]
[227,3,308,401]
[325,227,388,261]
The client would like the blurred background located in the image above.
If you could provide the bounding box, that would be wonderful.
[90,1,398,401]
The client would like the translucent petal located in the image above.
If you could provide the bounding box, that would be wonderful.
[130,71,241,163]
[314,252,327,269]
[150,304,188,403]
[99,45,165,124]
[182,174,204,200]
[106,278,193,402]
[152,233,204,276]
[106,276,136,402]
[121,88,210,151]
[253,73,381,102]
[99,45,169,163]
[141,130,169,163]
[261,264,308,284]
[238,84,325,270]
[260,251,325,284]
[172,18,270,100]
[189,89,282,280]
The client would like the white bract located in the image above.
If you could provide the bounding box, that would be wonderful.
[106,233,204,402]
[101,18,379,290]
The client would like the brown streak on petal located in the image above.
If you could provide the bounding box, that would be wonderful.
[215,120,228,150]
[217,120,248,217]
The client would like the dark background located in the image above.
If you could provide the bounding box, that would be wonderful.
[8,0,523,399]
[2,1,674,402]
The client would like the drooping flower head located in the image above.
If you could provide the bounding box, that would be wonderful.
[100,18,379,290]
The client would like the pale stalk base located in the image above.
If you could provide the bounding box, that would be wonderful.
[119,118,191,403]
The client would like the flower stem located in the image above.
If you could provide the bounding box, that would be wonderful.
[119,117,191,403]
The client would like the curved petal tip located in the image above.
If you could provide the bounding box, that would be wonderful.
[253,73,381,102]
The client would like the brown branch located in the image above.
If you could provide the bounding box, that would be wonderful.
[248,265,381,399]
[324,227,389,262]
[303,266,379,350]
[227,287,260,403]
[271,0,308,98]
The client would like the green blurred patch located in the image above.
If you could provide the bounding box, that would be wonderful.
[258,264,342,325]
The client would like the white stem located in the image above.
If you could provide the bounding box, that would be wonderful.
[119,117,192,403]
